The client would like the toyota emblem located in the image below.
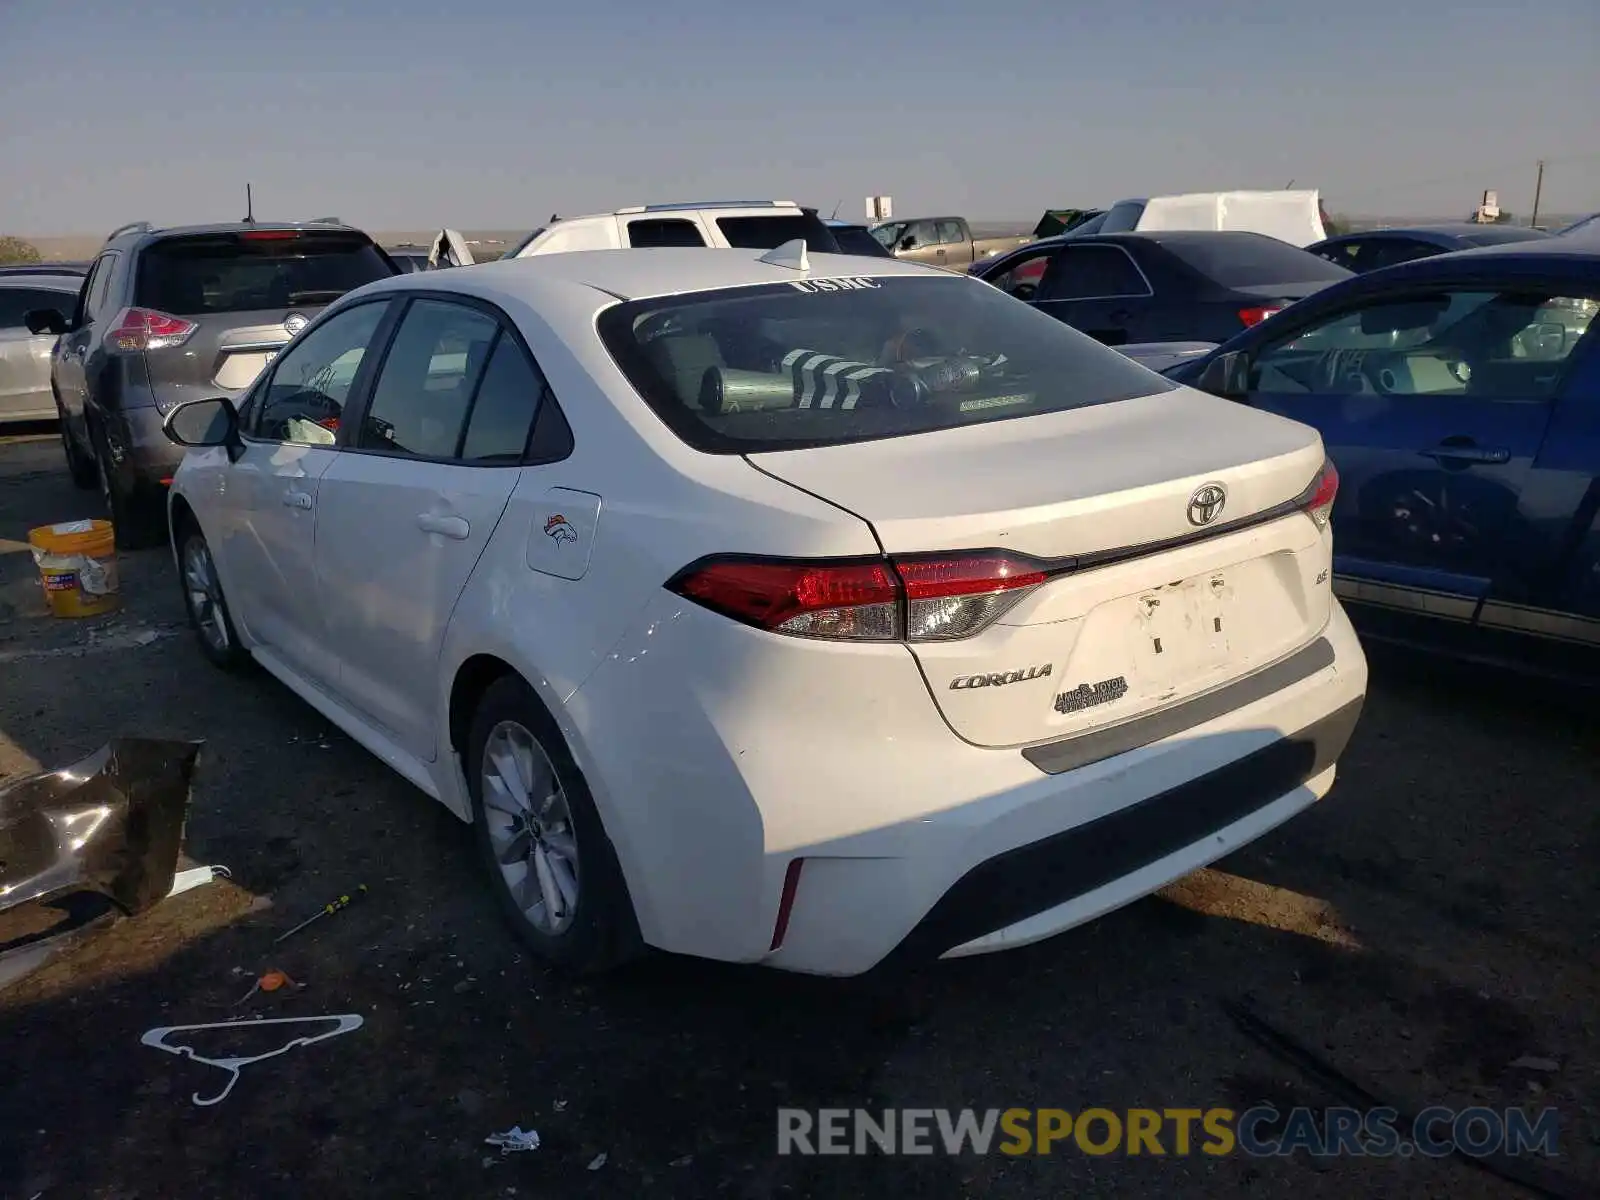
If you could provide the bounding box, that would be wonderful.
[283,312,309,336]
[1187,483,1228,526]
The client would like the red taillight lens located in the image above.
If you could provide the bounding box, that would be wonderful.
[107,307,198,352]
[667,558,900,640]
[896,553,1048,641]
[667,551,1051,642]
[1299,460,1339,529]
[239,229,301,241]
[1238,306,1285,328]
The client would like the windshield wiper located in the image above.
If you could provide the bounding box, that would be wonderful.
[286,289,343,305]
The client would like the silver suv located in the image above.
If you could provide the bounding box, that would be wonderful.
[26,220,397,547]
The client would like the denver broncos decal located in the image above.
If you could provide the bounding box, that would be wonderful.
[543,514,578,544]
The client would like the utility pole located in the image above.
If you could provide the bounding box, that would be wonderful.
[1530,160,1545,229]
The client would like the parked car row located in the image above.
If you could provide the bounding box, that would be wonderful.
[11,180,1594,983]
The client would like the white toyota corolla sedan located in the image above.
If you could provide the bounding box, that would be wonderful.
[161,243,1367,976]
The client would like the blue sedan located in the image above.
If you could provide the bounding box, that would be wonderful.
[1165,239,1600,680]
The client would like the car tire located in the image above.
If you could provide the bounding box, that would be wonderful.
[59,405,98,490]
[89,420,165,550]
[176,522,249,671]
[466,675,640,975]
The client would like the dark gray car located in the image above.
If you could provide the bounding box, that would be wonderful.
[26,221,396,547]
[1,274,81,425]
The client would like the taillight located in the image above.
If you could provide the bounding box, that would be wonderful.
[239,229,301,241]
[1238,305,1285,328]
[107,307,198,352]
[1298,460,1339,529]
[666,550,1052,642]
[897,554,1047,640]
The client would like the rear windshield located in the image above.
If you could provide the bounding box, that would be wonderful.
[715,215,838,252]
[595,275,1173,453]
[136,232,395,315]
[1158,235,1353,286]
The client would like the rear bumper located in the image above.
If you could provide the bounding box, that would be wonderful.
[569,594,1368,976]
[104,404,183,485]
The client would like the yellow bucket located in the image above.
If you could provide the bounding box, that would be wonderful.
[28,519,122,618]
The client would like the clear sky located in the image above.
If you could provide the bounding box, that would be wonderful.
[2,0,1595,234]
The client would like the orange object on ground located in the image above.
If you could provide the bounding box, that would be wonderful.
[27,519,121,618]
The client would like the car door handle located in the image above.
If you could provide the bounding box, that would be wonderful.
[417,513,470,540]
[282,489,314,510]
[1420,444,1510,465]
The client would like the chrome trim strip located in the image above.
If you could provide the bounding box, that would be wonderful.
[1478,601,1600,646]
[1022,637,1336,776]
[1333,577,1478,622]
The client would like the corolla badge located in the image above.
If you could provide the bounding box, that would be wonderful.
[543,514,578,544]
[1187,482,1228,526]
[283,312,309,336]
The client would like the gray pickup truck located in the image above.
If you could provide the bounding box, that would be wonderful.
[869,217,1031,271]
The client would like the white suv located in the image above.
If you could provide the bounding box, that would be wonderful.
[499,201,837,257]
[162,246,1368,977]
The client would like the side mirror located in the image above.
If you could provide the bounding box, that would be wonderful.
[25,308,68,336]
[1527,321,1567,357]
[163,397,242,460]
[899,236,916,252]
[1195,350,1252,398]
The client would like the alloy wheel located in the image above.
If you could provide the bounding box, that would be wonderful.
[481,720,581,935]
[182,537,230,653]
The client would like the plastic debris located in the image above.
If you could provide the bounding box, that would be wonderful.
[167,864,231,898]
[141,1013,365,1106]
[552,1099,568,1112]
[235,968,299,1005]
[587,1153,607,1171]
[485,1126,541,1154]
[1509,1055,1561,1073]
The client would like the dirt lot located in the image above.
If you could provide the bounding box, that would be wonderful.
[0,427,1595,1200]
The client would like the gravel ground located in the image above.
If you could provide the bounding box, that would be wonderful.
[0,427,1595,1200]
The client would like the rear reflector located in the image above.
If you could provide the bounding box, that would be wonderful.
[106,307,198,353]
[1238,306,1285,328]
[770,859,805,951]
[666,550,1052,642]
[1298,460,1339,529]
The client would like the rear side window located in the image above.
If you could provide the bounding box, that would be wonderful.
[135,232,395,316]
[715,215,836,251]
[626,219,706,248]
[1159,235,1353,286]
[459,336,547,461]
[596,275,1174,453]
[359,299,499,458]
[1038,246,1150,300]
[828,227,892,258]
[0,287,76,329]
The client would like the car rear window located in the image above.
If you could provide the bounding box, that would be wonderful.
[596,275,1174,453]
[715,215,838,252]
[1157,235,1353,286]
[135,232,395,316]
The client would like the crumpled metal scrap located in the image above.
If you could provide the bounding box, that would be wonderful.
[0,738,203,919]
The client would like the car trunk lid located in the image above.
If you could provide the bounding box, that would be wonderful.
[748,387,1335,747]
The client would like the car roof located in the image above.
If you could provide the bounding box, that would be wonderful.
[1329,223,1546,241]
[358,247,949,305]
[110,220,368,247]
[0,273,81,292]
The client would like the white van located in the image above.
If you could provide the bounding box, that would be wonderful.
[1100,190,1330,247]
